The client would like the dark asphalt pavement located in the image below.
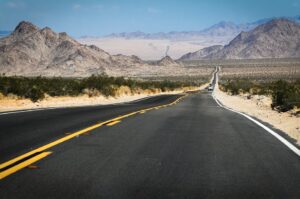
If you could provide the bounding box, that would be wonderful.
[0,89,300,199]
[0,94,181,164]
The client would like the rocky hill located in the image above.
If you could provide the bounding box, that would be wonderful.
[0,21,204,77]
[0,21,148,77]
[156,56,181,66]
[179,45,223,60]
[180,19,300,60]
[211,19,300,59]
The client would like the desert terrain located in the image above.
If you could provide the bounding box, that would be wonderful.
[79,38,206,60]
[197,59,300,146]
[182,58,300,80]
[1,0,300,196]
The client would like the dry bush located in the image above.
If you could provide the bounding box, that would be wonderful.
[0,74,200,102]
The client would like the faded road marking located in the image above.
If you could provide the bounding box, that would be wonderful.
[106,120,121,126]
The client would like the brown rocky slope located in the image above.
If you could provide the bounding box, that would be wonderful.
[180,19,300,60]
[0,21,149,77]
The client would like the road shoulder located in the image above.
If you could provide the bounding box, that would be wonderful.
[0,84,208,114]
[214,84,300,147]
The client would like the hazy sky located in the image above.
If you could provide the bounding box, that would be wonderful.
[0,0,299,37]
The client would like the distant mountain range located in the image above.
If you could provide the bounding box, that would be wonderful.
[101,16,300,41]
[1,17,299,77]
[0,21,186,77]
[77,15,300,60]
[179,19,300,60]
[0,31,11,38]
[2,16,300,41]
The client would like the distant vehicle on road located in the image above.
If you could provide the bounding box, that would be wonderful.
[208,86,214,91]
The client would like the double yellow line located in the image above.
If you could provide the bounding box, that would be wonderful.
[0,94,187,180]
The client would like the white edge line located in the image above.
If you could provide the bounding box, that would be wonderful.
[0,107,57,116]
[0,93,183,116]
[212,91,300,157]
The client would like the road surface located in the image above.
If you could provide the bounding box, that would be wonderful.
[0,95,181,165]
[0,75,300,198]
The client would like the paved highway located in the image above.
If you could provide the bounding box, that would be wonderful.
[0,73,300,198]
[0,95,181,165]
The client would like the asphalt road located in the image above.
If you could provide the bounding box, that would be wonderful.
[1,82,300,198]
[0,94,181,164]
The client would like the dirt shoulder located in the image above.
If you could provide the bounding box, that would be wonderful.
[0,84,208,113]
[214,84,300,146]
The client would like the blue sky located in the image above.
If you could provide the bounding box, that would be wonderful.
[0,0,299,37]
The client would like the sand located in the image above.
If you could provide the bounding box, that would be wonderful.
[79,38,206,60]
[214,83,300,146]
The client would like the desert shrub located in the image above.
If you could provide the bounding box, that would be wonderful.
[100,86,117,97]
[0,74,199,102]
[221,79,244,95]
[270,80,300,112]
[25,85,44,102]
[220,78,300,112]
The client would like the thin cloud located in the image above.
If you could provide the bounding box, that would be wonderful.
[7,2,16,7]
[147,7,161,14]
[72,4,81,10]
[93,4,103,10]
[111,5,120,11]
[6,1,25,8]
[72,4,103,11]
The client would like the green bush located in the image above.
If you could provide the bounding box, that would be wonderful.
[0,74,199,102]
[25,85,44,102]
[270,80,300,112]
[220,78,300,112]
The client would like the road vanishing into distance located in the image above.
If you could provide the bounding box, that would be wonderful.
[0,71,300,199]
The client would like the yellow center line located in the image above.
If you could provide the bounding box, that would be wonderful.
[0,122,104,170]
[106,120,121,126]
[0,93,188,179]
[0,152,52,180]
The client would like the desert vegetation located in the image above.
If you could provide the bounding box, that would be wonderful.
[199,58,300,112]
[216,58,300,80]
[0,74,201,102]
[138,75,211,83]
[182,58,300,112]
[219,79,300,112]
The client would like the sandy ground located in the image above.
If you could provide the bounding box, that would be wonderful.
[79,38,206,60]
[0,84,208,113]
[214,84,300,146]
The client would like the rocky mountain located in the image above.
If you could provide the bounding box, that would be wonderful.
[180,19,300,60]
[200,21,246,37]
[156,56,181,66]
[179,45,223,60]
[209,19,300,59]
[105,31,204,41]
[78,15,300,60]
[0,21,201,77]
[103,21,245,41]
[0,21,151,77]
[103,16,300,41]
